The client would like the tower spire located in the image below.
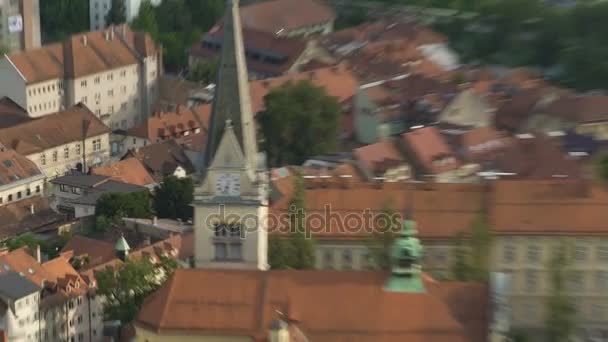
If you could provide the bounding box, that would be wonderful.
[384,216,425,293]
[202,0,258,174]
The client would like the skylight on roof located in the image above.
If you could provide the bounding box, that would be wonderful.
[2,160,13,168]
[28,268,35,274]
[2,264,9,271]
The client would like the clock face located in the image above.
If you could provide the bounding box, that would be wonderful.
[215,173,241,196]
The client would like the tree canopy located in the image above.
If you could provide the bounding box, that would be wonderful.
[153,176,194,221]
[40,0,89,42]
[450,213,493,281]
[268,173,315,269]
[95,256,178,323]
[187,58,219,84]
[105,0,127,26]
[260,80,341,167]
[95,191,152,230]
[545,241,576,342]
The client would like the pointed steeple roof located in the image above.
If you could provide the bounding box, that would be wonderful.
[203,0,258,173]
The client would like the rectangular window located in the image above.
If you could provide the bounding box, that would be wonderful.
[94,76,100,84]
[75,144,81,155]
[503,244,515,263]
[525,270,537,292]
[60,185,68,192]
[598,246,608,262]
[229,243,242,260]
[324,250,334,269]
[214,243,227,260]
[80,80,87,87]
[342,249,352,270]
[108,89,114,97]
[81,96,87,104]
[17,191,21,199]
[575,245,588,262]
[52,151,58,162]
[108,105,114,113]
[527,245,540,263]
[26,188,31,196]
[35,185,40,193]
[596,271,608,291]
[107,73,113,81]
[121,102,127,110]
[64,147,69,159]
[7,194,12,202]
[40,154,46,165]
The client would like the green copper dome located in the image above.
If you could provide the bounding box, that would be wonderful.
[384,216,425,293]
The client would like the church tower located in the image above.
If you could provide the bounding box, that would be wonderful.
[193,0,269,270]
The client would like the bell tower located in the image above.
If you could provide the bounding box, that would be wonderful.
[193,0,268,270]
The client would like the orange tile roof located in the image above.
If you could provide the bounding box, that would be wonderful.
[136,269,485,342]
[460,126,513,161]
[249,64,359,113]
[42,255,88,295]
[61,235,116,268]
[91,158,156,187]
[0,247,51,287]
[0,104,110,156]
[239,0,335,35]
[0,149,43,185]
[127,104,211,142]
[8,25,157,84]
[401,127,461,174]
[353,139,406,175]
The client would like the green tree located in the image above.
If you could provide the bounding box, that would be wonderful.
[268,173,315,269]
[95,256,177,323]
[95,191,152,223]
[105,0,127,25]
[596,153,608,182]
[365,205,400,270]
[449,213,493,281]
[131,0,160,39]
[260,80,341,167]
[40,0,89,42]
[153,176,194,221]
[545,241,576,342]
[186,58,219,84]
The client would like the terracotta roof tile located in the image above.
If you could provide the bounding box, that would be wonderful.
[460,126,514,162]
[191,28,308,76]
[353,139,406,176]
[125,139,195,182]
[239,0,335,35]
[61,235,115,269]
[136,269,483,342]
[7,25,157,84]
[0,149,43,186]
[0,104,110,156]
[401,126,461,174]
[91,158,156,187]
[0,97,31,129]
[0,247,51,286]
[0,196,65,240]
[249,63,359,113]
[127,104,210,142]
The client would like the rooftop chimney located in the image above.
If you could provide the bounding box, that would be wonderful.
[269,319,290,342]
[152,216,158,226]
[339,174,353,189]
[30,204,35,215]
[82,35,88,47]
[35,244,41,263]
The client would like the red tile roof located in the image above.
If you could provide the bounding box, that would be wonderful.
[0,104,110,156]
[0,97,31,129]
[91,158,156,187]
[127,104,211,142]
[61,235,116,269]
[0,196,65,240]
[191,27,308,76]
[401,127,461,175]
[0,247,51,286]
[0,149,43,185]
[353,139,406,176]
[239,0,335,35]
[7,25,157,84]
[136,269,485,342]
[249,63,359,114]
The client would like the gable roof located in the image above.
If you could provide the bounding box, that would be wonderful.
[239,0,335,35]
[61,235,116,268]
[401,126,461,175]
[0,248,51,287]
[136,269,484,342]
[353,139,407,176]
[0,104,110,156]
[124,139,195,182]
[7,25,157,84]
[127,105,211,142]
[0,97,31,129]
[0,271,41,300]
[0,149,43,187]
[249,63,359,113]
[191,27,308,76]
[91,158,156,187]
[0,196,65,240]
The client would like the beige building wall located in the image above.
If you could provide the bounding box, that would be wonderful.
[29,133,111,179]
[72,64,142,130]
[0,175,44,206]
[25,78,64,117]
[576,122,608,141]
